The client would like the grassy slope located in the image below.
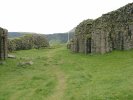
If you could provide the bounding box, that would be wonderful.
[0,46,133,100]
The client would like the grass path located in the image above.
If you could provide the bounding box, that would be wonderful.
[47,67,66,100]
[46,48,67,100]
[0,46,133,100]
[0,47,67,100]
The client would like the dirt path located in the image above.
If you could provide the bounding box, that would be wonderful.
[47,67,66,100]
[46,48,67,100]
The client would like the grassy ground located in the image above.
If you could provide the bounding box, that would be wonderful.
[0,46,133,100]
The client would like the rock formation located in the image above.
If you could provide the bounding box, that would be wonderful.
[0,27,8,60]
[68,3,133,54]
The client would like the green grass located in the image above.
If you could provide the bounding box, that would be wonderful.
[0,46,133,100]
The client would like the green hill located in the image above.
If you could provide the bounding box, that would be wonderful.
[8,32,35,38]
[8,29,75,45]
[46,32,74,45]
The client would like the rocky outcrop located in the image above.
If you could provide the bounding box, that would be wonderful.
[68,3,133,54]
[0,27,8,60]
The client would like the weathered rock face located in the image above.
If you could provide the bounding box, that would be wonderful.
[0,27,8,60]
[68,3,133,54]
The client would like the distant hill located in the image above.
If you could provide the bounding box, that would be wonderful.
[45,32,74,45]
[45,28,75,45]
[8,28,75,44]
[8,32,24,38]
[8,32,36,38]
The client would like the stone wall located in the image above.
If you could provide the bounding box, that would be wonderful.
[0,27,8,60]
[68,3,133,54]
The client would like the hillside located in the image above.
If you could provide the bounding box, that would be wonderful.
[8,29,75,44]
[8,32,36,38]
[0,46,133,100]
[46,32,74,45]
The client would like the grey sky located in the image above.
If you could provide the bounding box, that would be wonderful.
[0,0,132,34]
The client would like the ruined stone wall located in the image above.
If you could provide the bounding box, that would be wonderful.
[0,27,8,60]
[69,3,133,54]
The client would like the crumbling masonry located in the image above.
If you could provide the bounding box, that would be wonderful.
[0,27,8,60]
[68,3,133,54]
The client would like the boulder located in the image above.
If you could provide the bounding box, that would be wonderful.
[18,61,33,67]
[8,54,16,59]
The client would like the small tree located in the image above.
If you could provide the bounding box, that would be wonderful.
[33,34,49,49]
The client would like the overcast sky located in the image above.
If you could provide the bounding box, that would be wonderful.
[0,0,132,34]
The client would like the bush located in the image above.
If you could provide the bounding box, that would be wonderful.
[8,34,49,52]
